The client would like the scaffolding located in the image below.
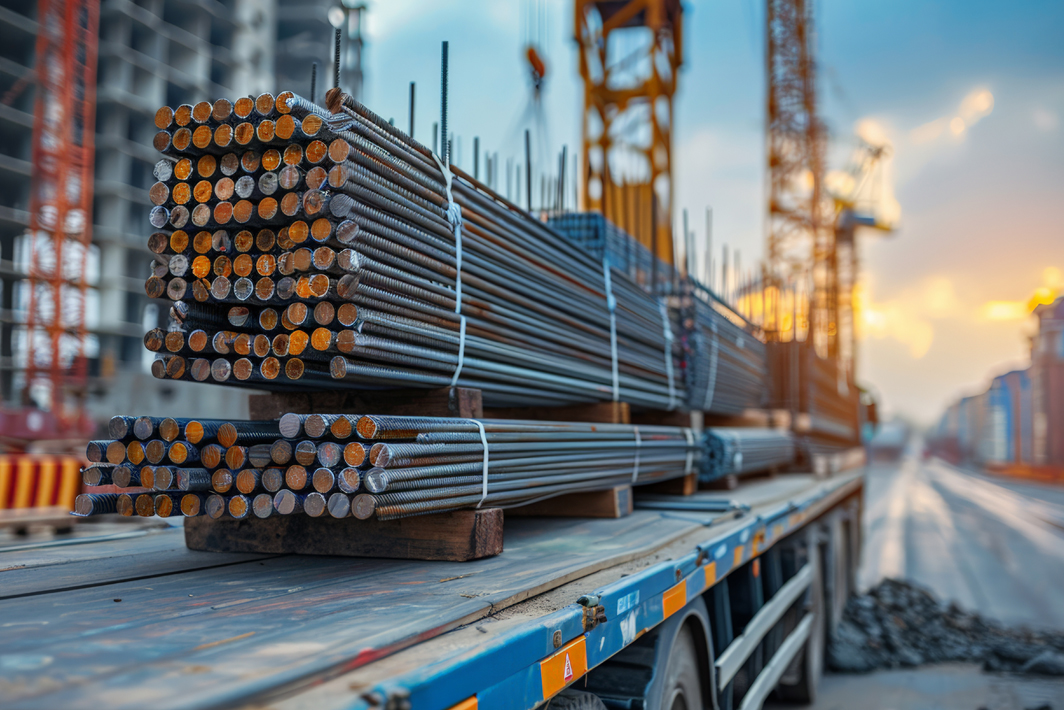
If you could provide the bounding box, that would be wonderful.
[21,0,99,437]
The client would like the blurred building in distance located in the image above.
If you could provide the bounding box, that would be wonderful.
[0,0,364,436]
[929,297,1064,478]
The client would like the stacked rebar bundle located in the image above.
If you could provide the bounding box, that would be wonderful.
[548,213,768,417]
[143,91,685,409]
[700,427,795,481]
[75,414,700,521]
[683,294,767,415]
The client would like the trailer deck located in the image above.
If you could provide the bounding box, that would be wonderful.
[0,471,862,710]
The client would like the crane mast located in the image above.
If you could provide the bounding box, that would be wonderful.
[765,0,833,356]
[576,0,682,270]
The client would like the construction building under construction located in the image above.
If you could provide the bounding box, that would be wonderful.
[0,0,363,442]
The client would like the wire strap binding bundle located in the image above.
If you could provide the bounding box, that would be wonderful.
[76,413,701,522]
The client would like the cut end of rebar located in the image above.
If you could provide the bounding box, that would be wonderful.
[352,493,375,520]
[327,492,351,519]
[339,467,361,494]
[343,441,366,467]
[253,493,274,518]
[181,493,202,517]
[217,422,239,448]
[325,87,343,113]
[74,495,94,517]
[305,492,327,517]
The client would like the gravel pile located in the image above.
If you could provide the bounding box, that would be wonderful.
[828,578,1064,675]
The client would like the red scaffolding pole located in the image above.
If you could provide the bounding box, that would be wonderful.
[20,0,100,439]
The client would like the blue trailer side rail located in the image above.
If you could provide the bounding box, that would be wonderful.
[285,472,862,710]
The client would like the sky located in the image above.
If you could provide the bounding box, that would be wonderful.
[353,0,1064,424]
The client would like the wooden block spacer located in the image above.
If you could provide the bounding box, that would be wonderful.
[506,485,633,519]
[185,508,504,561]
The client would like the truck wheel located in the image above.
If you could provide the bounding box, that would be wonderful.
[658,625,703,710]
[774,543,825,703]
[549,689,607,710]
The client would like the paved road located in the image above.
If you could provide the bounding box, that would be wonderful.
[775,455,1064,709]
[860,455,1064,629]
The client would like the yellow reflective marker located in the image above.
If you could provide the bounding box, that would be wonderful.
[734,545,745,567]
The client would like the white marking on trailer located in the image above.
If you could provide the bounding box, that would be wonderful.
[714,544,727,559]
[617,590,640,615]
[620,612,637,646]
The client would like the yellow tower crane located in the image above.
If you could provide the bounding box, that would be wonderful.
[575,0,682,270]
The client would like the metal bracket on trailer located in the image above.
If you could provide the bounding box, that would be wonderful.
[736,615,814,710]
[714,562,812,689]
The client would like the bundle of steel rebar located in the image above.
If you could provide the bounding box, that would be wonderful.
[143,92,686,409]
[547,213,768,417]
[683,293,767,415]
[75,413,700,521]
[700,427,794,481]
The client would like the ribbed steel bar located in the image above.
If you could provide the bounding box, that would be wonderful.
[145,92,691,409]
[77,412,700,522]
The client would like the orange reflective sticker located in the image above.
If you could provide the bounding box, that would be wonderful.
[662,579,687,619]
[447,697,477,710]
[540,636,587,699]
[703,561,717,590]
[734,546,745,567]
[752,530,765,557]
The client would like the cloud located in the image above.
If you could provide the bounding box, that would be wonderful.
[976,268,1062,321]
[856,275,960,359]
[1034,108,1059,131]
[909,88,994,145]
[857,267,1062,362]
[980,301,1029,321]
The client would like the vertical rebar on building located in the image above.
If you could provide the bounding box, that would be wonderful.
[440,41,449,166]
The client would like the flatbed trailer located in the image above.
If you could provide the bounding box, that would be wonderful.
[0,469,862,710]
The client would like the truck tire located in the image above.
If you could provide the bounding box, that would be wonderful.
[583,597,712,710]
[549,689,608,710]
[658,625,703,710]
[774,537,825,703]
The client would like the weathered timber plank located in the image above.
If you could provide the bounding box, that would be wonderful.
[0,527,272,599]
[483,400,630,424]
[641,471,698,496]
[0,511,704,710]
[630,409,692,427]
[0,507,76,531]
[184,508,504,561]
[248,387,483,421]
[506,485,632,518]
[701,474,739,491]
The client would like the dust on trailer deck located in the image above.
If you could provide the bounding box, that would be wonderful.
[0,471,862,710]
